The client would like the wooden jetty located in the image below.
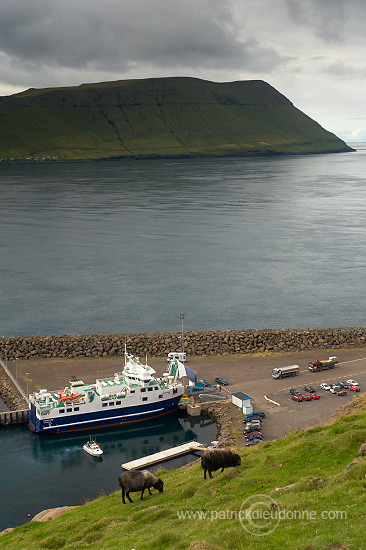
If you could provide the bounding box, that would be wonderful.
[121,441,206,470]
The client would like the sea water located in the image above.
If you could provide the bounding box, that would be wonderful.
[0,411,216,530]
[1,144,366,337]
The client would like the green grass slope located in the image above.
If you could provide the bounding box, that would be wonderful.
[2,395,366,550]
[0,77,353,160]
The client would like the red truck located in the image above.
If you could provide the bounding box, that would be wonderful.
[308,356,338,372]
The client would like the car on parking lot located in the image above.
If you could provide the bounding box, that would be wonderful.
[245,421,262,428]
[198,379,210,387]
[246,411,266,418]
[244,432,263,439]
[214,377,229,386]
[301,394,313,401]
[290,388,301,396]
[346,379,358,386]
[320,383,332,391]
[246,438,263,446]
[349,385,360,392]
[244,420,261,427]
[338,382,350,389]
[246,416,263,423]
[308,393,321,399]
[291,394,303,402]
[244,425,262,433]
[303,386,316,393]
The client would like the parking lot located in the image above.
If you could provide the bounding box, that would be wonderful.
[11,348,366,442]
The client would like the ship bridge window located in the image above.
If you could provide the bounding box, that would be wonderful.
[130,390,135,394]
[142,397,148,402]
[140,388,146,393]
[67,408,72,413]
[59,409,65,414]
[74,407,79,412]
[102,403,108,408]
[173,388,178,394]
[109,402,115,406]
[148,387,153,392]
[116,401,121,405]
[159,395,163,399]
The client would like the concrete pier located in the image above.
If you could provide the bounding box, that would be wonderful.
[0,409,28,425]
[121,441,206,470]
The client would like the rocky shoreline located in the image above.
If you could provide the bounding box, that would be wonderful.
[2,326,366,361]
[0,375,27,410]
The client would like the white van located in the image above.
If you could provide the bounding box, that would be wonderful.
[167,351,186,363]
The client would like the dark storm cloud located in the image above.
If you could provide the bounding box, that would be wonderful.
[0,0,287,74]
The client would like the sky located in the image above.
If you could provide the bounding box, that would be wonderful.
[0,0,365,143]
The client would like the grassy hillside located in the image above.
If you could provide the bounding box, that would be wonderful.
[2,395,366,549]
[0,77,353,160]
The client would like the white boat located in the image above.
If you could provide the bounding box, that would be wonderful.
[83,438,103,457]
[27,349,190,434]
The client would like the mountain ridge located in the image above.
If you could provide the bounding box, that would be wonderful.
[0,76,353,160]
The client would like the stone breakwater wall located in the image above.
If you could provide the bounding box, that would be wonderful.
[1,327,366,361]
[0,375,27,410]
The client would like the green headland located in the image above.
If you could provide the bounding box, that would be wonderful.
[0,77,353,161]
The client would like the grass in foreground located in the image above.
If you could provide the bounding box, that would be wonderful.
[2,398,366,550]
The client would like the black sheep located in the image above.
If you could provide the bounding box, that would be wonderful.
[118,469,164,504]
[201,448,241,479]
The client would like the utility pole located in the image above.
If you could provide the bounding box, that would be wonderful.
[178,313,186,353]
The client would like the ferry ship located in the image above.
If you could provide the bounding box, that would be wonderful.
[28,352,186,434]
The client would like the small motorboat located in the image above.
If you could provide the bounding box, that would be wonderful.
[83,438,103,457]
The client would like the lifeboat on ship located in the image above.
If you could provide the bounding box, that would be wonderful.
[58,389,82,402]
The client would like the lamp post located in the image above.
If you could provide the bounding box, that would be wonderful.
[178,313,186,353]
[26,373,29,396]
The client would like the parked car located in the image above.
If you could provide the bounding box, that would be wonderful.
[246,411,266,418]
[246,438,262,446]
[244,432,263,439]
[244,425,262,433]
[214,377,229,386]
[198,379,210,387]
[246,415,264,422]
[308,393,321,399]
[320,383,332,391]
[301,394,313,401]
[291,395,303,402]
[330,386,347,396]
[303,386,316,393]
[349,385,360,392]
[290,389,301,396]
[338,382,350,389]
[245,421,262,429]
[346,379,358,386]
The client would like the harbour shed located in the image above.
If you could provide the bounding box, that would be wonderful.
[231,391,253,415]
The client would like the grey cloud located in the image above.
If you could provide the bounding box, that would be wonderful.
[322,60,366,79]
[0,0,288,75]
[284,0,366,43]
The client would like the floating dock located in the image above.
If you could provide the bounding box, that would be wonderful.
[121,441,206,470]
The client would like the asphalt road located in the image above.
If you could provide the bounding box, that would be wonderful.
[11,348,366,441]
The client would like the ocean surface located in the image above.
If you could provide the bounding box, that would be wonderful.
[0,411,216,531]
[1,143,366,338]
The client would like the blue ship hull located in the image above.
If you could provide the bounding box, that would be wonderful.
[28,395,182,434]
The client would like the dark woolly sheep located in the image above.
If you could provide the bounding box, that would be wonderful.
[201,448,241,479]
[118,469,164,504]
